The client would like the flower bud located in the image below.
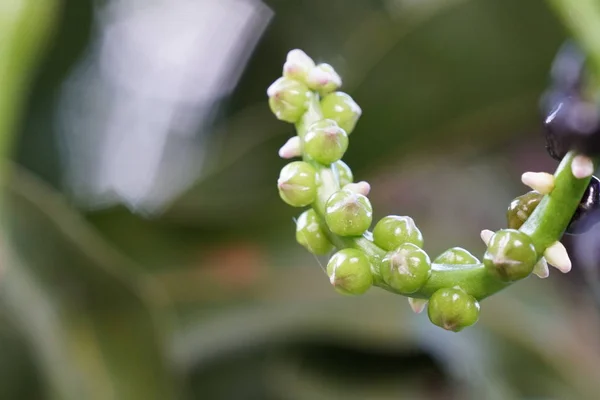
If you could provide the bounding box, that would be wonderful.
[483,229,537,282]
[304,119,349,165]
[427,288,480,332]
[380,243,431,294]
[307,63,342,95]
[267,77,311,123]
[327,248,373,295]
[372,215,424,251]
[321,92,362,134]
[433,247,480,265]
[334,160,353,187]
[277,161,317,207]
[325,190,373,236]
[507,191,543,229]
[296,209,334,255]
[283,49,315,83]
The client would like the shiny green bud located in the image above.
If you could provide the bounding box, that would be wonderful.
[327,249,373,295]
[433,247,480,265]
[277,161,317,207]
[427,288,480,332]
[325,190,373,236]
[372,215,424,251]
[304,119,349,165]
[381,243,431,294]
[267,77,311,123]
[507,191,543,229]
[296,209,334,255]
[321,92,362,134]
[334,160,353,187]
[483,229,537,282]
[306,63,342,95]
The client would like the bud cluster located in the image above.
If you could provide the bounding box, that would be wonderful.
[267,48,588,333]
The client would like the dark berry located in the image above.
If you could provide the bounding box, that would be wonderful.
[566,176,600,235]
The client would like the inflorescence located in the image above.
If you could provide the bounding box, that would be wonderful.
[267,49,598,332]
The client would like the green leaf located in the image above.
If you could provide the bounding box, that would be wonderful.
[1,167,176,400]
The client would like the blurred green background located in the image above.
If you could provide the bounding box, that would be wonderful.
[2,0,600,399]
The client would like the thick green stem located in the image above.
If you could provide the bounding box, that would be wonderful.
[520,152,597,253]
[294,96,592,301]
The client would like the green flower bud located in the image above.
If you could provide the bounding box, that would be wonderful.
[321,92,362,134]
[372,215,424,251]
[334,160,353,187]
[277,161,317,207]
[483,229,537,282]
[433,247,480,265]
[283,49,315,83]
[380,243,431,293]
[325,190,373,236]
[307,63,341,95]
[304,119,349,165]
[427,288,480,332]
[296,209,334,255]
[267,77,311,123]
[327,248,373,295]
[507,191,543,229]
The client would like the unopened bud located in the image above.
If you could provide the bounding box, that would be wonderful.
[307,63,342,95]
[325,189,373,236]
[267,77,311,123]
[372,215,424,251]
[304,119,349,165]
[296,209,334,255]
[327,249,373,295]
[433,247,480,265]
[381,243,431,294]
[321,92,362,134]
[277,161,317,207]
[278,136,302,159]
[283,49,315,83]
[427,288,480,332]
[483,229,537,282]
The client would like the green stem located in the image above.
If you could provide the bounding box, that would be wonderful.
[295,96,592,301]
[520,152,597,253]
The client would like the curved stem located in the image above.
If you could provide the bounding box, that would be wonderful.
[295,96,593,301]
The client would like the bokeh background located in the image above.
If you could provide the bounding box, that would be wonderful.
[2,0,600,399]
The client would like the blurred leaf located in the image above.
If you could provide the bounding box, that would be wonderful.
[1,166,176,400]
[162,0,565,229]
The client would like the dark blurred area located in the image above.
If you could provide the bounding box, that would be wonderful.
[2,0,600,399]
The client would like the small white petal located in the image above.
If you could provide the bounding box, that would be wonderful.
[408,298,427,314]
[533,257,550,278]
[278,136,302,159]
[480,229,494,246]
[571,155,595,179]
[544,241,572,273]
[521,172,555,194]
[343,181,370,196]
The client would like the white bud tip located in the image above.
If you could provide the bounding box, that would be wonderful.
[544,241,572,273]
[571,155,595,179]
[283,49,315,75]
[278,136,302,159]
[533,258,550,278]
[343,181,370,196]
[480,229,494,246]
[307,64,342,88]
[521,172,555,194]
[266,80,279,98]
[408,298,428,314]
